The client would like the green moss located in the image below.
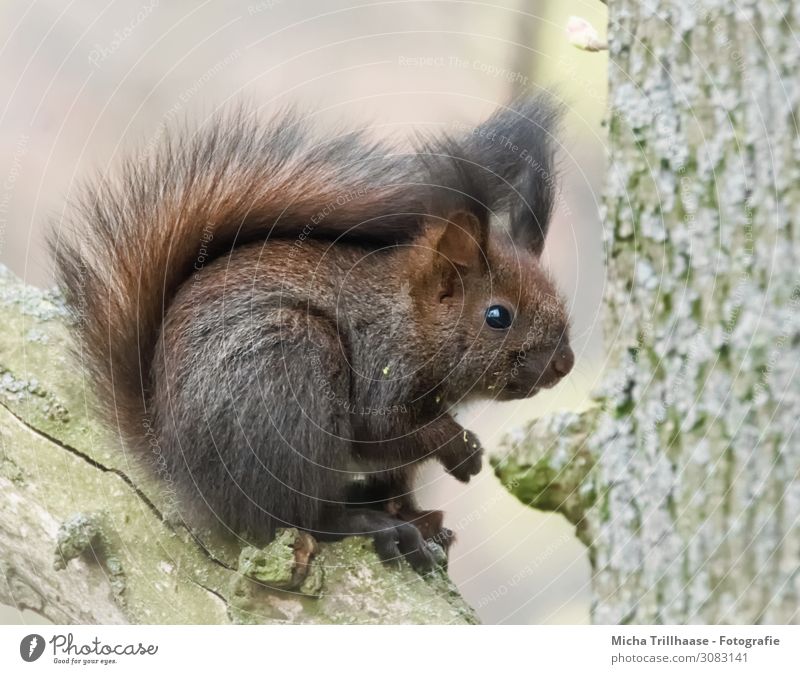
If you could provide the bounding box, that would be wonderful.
[299,558,325,597]
[0,450,25,485]
[53,512,127,603]
[239,530,298,587]
[312,537,479,625]
[494,456,584,518]
[53,512,102,571]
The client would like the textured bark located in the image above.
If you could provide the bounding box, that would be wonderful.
[494,0,799,623]
[0,266,477,625]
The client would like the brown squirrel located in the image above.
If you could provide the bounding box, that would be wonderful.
[50,96,573,572]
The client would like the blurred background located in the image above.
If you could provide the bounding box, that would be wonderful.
[0,0,608,624]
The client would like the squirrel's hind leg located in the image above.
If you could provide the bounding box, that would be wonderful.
[345,471,455,556]
[319,507,438,573]
[151,299,354,545]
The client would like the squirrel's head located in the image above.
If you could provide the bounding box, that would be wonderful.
[407,210,573,402]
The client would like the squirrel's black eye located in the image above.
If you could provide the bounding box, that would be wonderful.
[485,305,513,330]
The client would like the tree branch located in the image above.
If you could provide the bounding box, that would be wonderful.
[492,409,599,546]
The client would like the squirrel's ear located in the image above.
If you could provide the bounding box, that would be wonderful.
[433,211,485,270]
[427,211,487,303]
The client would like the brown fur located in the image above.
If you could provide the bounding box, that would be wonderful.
[49,97,572,571]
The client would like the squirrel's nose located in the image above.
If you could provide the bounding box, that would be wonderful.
[551,346,574,378]
[509,343,574,395]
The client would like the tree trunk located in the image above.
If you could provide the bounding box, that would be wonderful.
[494,0,800,623]
[0,266,476,624]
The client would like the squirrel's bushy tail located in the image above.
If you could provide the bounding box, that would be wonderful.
[49,98,560,442]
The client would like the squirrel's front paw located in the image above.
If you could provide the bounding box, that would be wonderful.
[442,430,483,483]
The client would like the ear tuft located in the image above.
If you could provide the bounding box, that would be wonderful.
[458,92,563,256]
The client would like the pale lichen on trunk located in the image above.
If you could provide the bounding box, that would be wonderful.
[494,0,799,623]
[0,266,477,624]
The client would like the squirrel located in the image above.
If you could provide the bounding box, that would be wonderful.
[50,95,574,573]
